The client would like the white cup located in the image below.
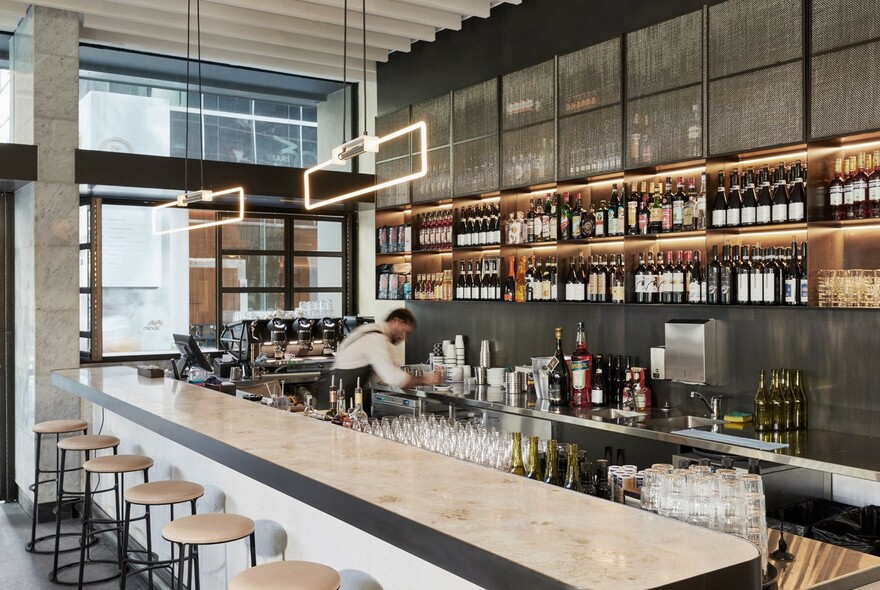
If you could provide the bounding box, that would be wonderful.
[455,334,465,348]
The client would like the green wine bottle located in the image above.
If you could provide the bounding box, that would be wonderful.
[509,432,525,476]
[563,443,583,492]
[780,369,795,431]
[768,369,785,431]
[543,440,561,486]
[754,369,771,432]
[794,369,808,430]
[524,436,543,481]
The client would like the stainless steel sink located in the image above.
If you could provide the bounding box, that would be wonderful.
[587,408,647,420]
[642,415,726,430]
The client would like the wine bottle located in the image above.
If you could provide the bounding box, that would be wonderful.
[638,187,650,234]
[671,250,685,305]
[754,369,771,432]
[563,443,583,492]
[590,360,606,406]
[853,152,869,220]
[661,177,674,233]
[658,251,672,304]
[742,167,758,225]
[794,369,808,430]
[785,239,800,305]
[672,177,686,232]
[736,245,751,305]
[547,327,570,406]
[649,183,663,234]
[627,182,640,235]
[524,435,543,480]
[503,256,516,302]
[608,183,621,236]
[706,245,722,305]
[844,157,855,219]
[509,432,526,476]
[696,172,708,230]
[798,242,808,306]
[712,171,727,228]
[720,243,735,305]
[769,369,784,431]
[780,369,795,430]
[646,251,659,303]
[634,253,649,304]
[762,247,780,305]
[688,250,704,304]
[611,255,626,304]
[772,163,789,224]
[543,440,562,486]
[570,322,592,407]
[727,170,742,227]
[830,158,845,220]
[749,245,764,305]
[683,177,697,231]
[548,194,558,240]
[789,160,806,222]
[571,195,584,240]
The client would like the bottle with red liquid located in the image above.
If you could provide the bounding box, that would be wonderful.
[569,322,593,406]
[829,158,844,220]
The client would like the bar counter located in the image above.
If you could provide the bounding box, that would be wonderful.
[53,366,761,590]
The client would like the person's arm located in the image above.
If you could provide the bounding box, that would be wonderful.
[361,333,415,387]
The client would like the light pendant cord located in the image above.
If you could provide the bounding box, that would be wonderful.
[184,0,191,192]
[342,0,348,144]
[197,0,204,189]
[362,0,367,135]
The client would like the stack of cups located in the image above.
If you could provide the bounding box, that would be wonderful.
[609,465,638,503]
[742,474,768,577]
[454,335,465,366]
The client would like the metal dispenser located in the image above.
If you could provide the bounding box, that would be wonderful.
[664,319,725,385]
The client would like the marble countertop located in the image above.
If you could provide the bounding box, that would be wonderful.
[53,367,761,590]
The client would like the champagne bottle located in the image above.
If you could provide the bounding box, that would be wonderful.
[543,440,562,486]
[547,327,570,406]
[563,443,583,492]
[754,369,771,432]
[524,435,543,481]
[503,256,516,302]
[794,369,808,430]
[509,432,525,476]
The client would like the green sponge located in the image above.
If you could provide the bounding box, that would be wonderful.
[723,412,753,423]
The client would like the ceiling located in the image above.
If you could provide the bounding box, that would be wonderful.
[0,0,520,81]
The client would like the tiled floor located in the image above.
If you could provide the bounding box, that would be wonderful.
[0,502,154,590]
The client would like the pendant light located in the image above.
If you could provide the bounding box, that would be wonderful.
[152,0,244,235]
[304,0,427,210]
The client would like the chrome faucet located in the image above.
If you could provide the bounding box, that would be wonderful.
[690,391,724,420]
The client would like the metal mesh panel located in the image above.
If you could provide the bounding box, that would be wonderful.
[709,0,802,79]
[375,157,411,209]
[501,121,556,189]
[411,94,451,152]
[453,79,499,142]
[709,62,803,155]
[375,108,410,162]
[558,105,622,179]
[811,39,880,138]
[411,146,451,203]
[453,136,500,196]
[812,0,880,54]
[626,85,702,168]
[558,38,621,117]
[626,11,702,98]
[502,59,555,130]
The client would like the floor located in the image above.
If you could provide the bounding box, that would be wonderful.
[0,502,154,590]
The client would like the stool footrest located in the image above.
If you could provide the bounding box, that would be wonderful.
[50,558,122,587]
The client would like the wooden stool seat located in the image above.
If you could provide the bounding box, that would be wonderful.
[124,481,205,506]
[229,561,341,590]
[83,454,154,474]
[57,434,120,452]
[162,513,255,546]
[33,419,89,434]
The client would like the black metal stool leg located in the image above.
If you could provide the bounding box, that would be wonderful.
[50,446,66,580]
[120,500,132,590]
[249,532,257,567]
[175,543,186,590]
[192,545,200,590]
[76,471,92,589]
[27,432,43,552]
[145,504,154,589]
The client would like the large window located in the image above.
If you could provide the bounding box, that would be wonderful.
[80,200,351,359]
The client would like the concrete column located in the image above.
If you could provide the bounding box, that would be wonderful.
[12,5,81,505]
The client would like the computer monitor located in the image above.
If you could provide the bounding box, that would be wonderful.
[173,333,213,378]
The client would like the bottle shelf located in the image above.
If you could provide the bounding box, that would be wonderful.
[376,251,411,256]
[810,218,880,229]
[559,236,627,244]
[412,248,452,254]
[707,222,807,235]
[454,243,503,251]
[626,230,705,241]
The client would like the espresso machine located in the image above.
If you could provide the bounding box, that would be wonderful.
[270,318,288,360]
[296,317,316,351]
[320,317,346,352]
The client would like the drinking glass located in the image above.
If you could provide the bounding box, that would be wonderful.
[716,479,747,536]
[657,473,687,520]
[740,474,764,495]
[686,475,715,528]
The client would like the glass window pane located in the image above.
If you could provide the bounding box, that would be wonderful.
[205,115,255,164]
[218,95,251,115]
[101,204,217,354]
[79,205,90,244]
[221,217,285,250]
[302,126,317,143]
[293,256,342,288]
[80,337,91,353]
[80,294,90,333]
[255,121,296,167]
[293,219,342,252]
[222,255,285,288]
[79,249,90,289]
[254,99,288,118]
[302,106,318,122]
[170,110,202,159]
[222,292,285,324]
[293,292,342,316]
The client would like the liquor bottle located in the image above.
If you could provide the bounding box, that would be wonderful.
[852,152,869,219]
[627,182,640,235]
[571,195,583,240]
[525,257,536,302]
[683,177,697,231]
[560,192,572,240]
[634,252,650,303]
[515,256,527,303]
[509,432,526,476]
[798,242,808,306]
[547,326,570,406]
[594,200,606,238]
[351,378,369,424]
[645,251,659,303]
[570,322,592,406]
[789,161,806,222]
[549,257,558,302]
[582,202,596,238]
[608,183,621,236]
[649,183,663,234]
[720,243,735,305]
[563,443,583,492]
[794,369,808,430]
[543,440,562,486]
[590,360,606,406]
[869,152,880,219]
[736,245,751,305]
[638,188,650,234]
[594,459,612,500]
[661,177,674,233]
[752,167,769,225]
[785,239,800,305]
[325,376,338,421]
[706,245,722,305]
[331,380,349,426]
[526,198,536,243]
[611,255,626,304]
[754,369,771,432]
[545,195,555,240]
[844,157,855,219]
[727,170,742,227]
[768,370,784,431]
[830,158,845,220]
[696,172,707,230]
[535,199,547,241]
[524,435,543,481]
[772,163,789,224]
[503,256,516,302]
[688,250,704,304]
[712,171,727,228]
[749,245,764,305]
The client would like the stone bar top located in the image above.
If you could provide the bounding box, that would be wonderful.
[53,366,760,590]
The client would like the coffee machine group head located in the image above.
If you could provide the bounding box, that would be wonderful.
[321,317,345,351]
[296,317,316,351]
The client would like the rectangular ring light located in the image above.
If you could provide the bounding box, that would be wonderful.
[304,121,428,210]
[152,186,245,235]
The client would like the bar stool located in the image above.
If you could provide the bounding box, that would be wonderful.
[50,434,121,584]
[162,513,257,590]
[27,419,88,554]
[228,561,341,590]
[120,480,205,590]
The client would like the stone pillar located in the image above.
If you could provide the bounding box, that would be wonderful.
[12,5,81,506]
